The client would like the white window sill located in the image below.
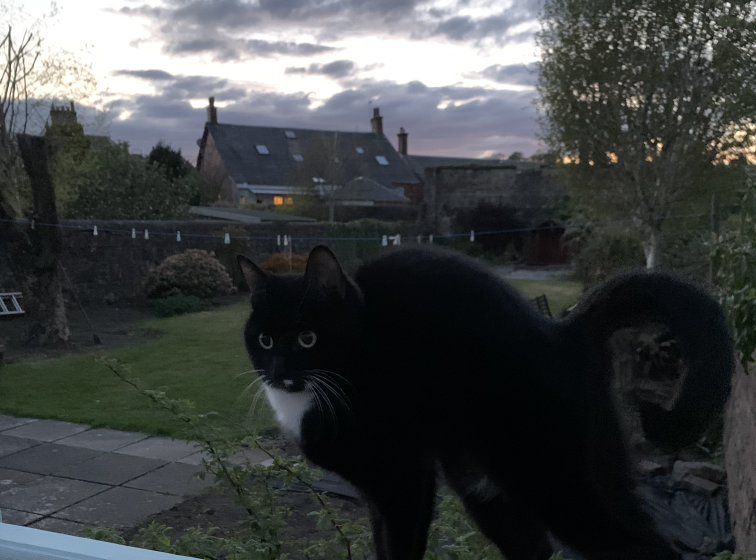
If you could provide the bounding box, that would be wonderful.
[0,520,194,560]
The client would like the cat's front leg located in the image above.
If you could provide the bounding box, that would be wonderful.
[354,460,436,560]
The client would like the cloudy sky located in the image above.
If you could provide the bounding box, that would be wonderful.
[23,0,543,161]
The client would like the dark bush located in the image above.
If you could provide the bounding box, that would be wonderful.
[261,253,308,273]
[571,228,646,285]
[152,294,207,318]
[145,249,235,299]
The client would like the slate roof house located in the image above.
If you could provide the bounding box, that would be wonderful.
[196,99,417,207]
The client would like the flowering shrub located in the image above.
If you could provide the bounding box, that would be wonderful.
[145,249,234,299]
[261,252,308,273]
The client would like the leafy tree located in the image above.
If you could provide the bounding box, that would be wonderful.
[45,114,93,212]
[148,141,190,182]
[508,151,525,161]
[0,9,96,345]
[148,141,206,206]
[66,141,194,220]
[536,0,756,267]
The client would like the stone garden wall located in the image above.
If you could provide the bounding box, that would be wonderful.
[1,219,420,305]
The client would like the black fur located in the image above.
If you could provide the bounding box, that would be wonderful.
[238,246,734,560]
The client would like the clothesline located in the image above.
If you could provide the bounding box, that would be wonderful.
[0,212,709,246]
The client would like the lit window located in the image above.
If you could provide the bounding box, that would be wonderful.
[293,154,304,162]
[375,155,389,165]
[285,197,294,204]
[256,145,269,154]
[355,147,364,154]
[273,196,284,205]
[240,196,246,204]
[285,130,296,139]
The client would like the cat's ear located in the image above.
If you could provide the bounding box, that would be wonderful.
[305,246,346,298]
[237,254,267,297]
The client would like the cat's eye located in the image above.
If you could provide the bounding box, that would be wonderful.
[298,331,317,348]
[258,333,273,349]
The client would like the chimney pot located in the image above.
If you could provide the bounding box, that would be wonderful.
[371,107,383,135]
[207,96,218,125]
[49,101,78,127]
[397,127,408,156]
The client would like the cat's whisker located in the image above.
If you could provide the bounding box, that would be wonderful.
[233,369,259,380]
[305,382,326,432]
[310,369,356,392]
[239,376,265,399]
[310,373,354,420]
[249,383,267,417]
[305,369,354,394]
[310,379,338,438]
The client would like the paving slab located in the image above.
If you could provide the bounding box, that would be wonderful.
[177,447,269,466]
[0,416,37,432]
[56,428,149,452]
[0,507,43,526]
[0,467,43,492]
[0,434,39,459]
[229,448,269,465]
[176,450,210,466]
[0,443,102,475]
[29,517,94,536]
[2,420,90,442]
[115,437,198,462]
[54,453,166,486]
[0,476,108,515]
[56,486,182,528]
[124,462,210,497]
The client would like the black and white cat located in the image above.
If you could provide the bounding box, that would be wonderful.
[237,245,733,560]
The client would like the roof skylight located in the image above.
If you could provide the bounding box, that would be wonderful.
[375,155,389,165]
[285,131,296,139]
[256,145,269,155]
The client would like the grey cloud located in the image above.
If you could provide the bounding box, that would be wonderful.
[118,0,435,48]
[164,36,335,62]
[284,60,357,79]
[109,75,540,161]
[433,0,541,43]
[477,63,538,86]
[113,69,175,81]
[285,60,357,78]
[318,60,356,78]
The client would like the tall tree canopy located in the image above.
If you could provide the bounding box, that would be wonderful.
[537,0,756,267]
[66,142,195,220]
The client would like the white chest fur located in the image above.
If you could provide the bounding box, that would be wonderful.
[264,386,313,439]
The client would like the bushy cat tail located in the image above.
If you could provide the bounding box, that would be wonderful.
[565,271,734,448]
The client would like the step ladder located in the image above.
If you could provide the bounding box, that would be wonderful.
[0,293,24,317]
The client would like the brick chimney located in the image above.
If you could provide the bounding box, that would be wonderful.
[397,127,408,155]
[207,96,218,125]
[49,101,78,127]
[371,107,383,134]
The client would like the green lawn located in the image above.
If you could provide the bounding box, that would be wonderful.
[0,302,276,437]
[507,278,583,316]
[0,279,582,437]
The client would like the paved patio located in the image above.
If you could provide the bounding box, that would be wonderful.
[0,414,265,537]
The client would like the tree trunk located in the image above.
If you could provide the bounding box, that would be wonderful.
[724,361,756,556]
[643,227,662,269]
[10,134,69,345]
